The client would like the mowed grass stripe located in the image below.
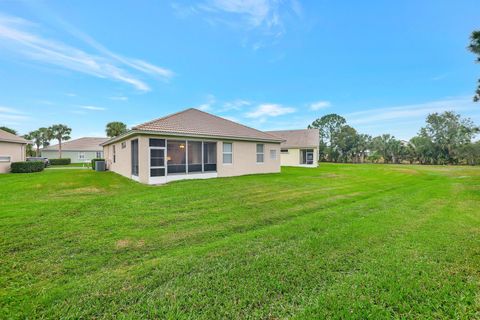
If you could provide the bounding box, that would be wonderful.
[0,164,478,319]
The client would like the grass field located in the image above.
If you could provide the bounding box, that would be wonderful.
[1,164,479,319]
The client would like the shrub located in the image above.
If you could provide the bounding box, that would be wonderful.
[91,158,105,170]
[50,158,71,165]
[11,161,44,173]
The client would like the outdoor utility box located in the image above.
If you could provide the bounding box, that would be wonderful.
[95,161,106,171]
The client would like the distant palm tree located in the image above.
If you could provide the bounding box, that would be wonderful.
[106,121,128,137]
[49,124,71,158]
[39,127,52,149]
[25,130,42,156]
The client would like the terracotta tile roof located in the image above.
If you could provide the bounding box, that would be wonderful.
[131,108,282,142]
[43,137,108,151]
[266,129,319,148]
[0,129,29,144]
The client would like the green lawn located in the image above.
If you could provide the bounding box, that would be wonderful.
[0,164,479,319]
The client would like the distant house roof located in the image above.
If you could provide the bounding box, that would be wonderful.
[43,137,108,151]
[266,129,320,148]
[103,108,283,145]
[0,129,29,144]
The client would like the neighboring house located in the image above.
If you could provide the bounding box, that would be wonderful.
[266,129,320,167]
[0,129,29,173]
[101,108,282,184]
[41,137,108,163]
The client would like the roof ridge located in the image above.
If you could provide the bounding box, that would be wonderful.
[133,108,196,130]
[266,129,318,132]
[192,108,281,140]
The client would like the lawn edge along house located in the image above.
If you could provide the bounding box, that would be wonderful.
[101,108,283,184]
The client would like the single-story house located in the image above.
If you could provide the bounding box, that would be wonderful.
[41,137,108,163]
[266,129,319,167]
[101,108,282,184]
[0,129,28,173]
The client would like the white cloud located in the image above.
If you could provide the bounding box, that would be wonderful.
[221,99,251,111]
[245,103,295,118]
[310,100,331,111]
[192,94,216,111]
[174,0,302,48]
[0,106,29,124]
[346,97,476,126]
[80,105,106,111]
[109,96,128,101]
[0,14,173,92]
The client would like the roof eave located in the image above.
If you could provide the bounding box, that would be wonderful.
[101,129,283,146]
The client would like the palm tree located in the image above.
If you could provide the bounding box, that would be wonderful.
[39,127,52,149]
[49,124,72,158]
[25,130,42,156]
[106,122,128,138]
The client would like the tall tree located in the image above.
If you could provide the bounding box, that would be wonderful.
[356,134,372,163]
[39,127,52,149]
[49,124,72,158]
[308,114,346,161]
[468,30,480,102]
[25,130,42,156]
[106,122,128,138]
[419,111,479,164]
[332,125,358,163]
[0,126,17,135]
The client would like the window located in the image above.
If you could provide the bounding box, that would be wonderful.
[270,149,277,160]
[256,144,264,163]
[131,139,139,176]
[0,156,11,162]
[281,148,289,154]
[203,142,217,172]
[223,142,233,164]
[96,151,102,158]
[78,152,85,160]
[149,138,165,147]
[121,142,126,149]
[113,145,116,163]
[167,140,186,174]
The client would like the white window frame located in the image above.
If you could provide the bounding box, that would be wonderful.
[96,151,102,158]
[0,155,11,162]
[256,144,264,164]
[270,149,277,160]
[222,142,233,165]
[78,152,85,160]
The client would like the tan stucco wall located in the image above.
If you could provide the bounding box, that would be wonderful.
[279,147,318,167]
[0,141,26,173]
[104,134,281,184]
[216,140,281,177]
[41,150,103,163]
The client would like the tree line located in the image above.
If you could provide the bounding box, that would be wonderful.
[308,111,480,165]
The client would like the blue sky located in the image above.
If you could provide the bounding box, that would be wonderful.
[0,0,479,140]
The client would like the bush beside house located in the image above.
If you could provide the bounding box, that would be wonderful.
[11,161,44,173]
[50,158,71,165]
